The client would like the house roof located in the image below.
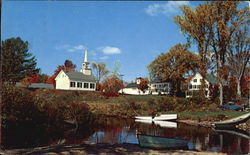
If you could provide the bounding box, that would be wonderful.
[64,71,97,82]
[125,83,137,88]
[206,74,217,84]
[16,82,54,89]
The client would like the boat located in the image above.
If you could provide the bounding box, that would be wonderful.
[135,119,177,128]
[137,134,188,149]
[213,128,250,140]
[154,121,177,128]
[135,114,177,121]
[212,112,250,128]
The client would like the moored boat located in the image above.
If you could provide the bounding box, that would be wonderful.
[137,134,188,149]
[135,119,177,128]
[212,112,250,128]
[135,114,177,121]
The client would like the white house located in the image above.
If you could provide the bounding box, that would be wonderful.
[186,72,217,98]
[148,79,171,95]
[118,78,149,95]
[118,78,171,95]
[55,50,97,91]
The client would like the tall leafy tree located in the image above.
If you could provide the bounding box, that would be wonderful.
[91,62,109,83]
[148,44,200,96]
[174,3,213,77]
[1,37,40,83]
[228,25,250,99]
[175,1,249,105]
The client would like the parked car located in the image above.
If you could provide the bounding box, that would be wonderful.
[220,101,244,111]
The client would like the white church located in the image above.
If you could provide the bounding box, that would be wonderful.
[55,50,97,91]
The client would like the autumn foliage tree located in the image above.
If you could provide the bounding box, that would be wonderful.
[175,1,249,105]
[20,73,49,87]
[102,75,124,97]
[137,78,149,93]
[91,62,109,83]
[148,44,200,96]
[47,60,76,86]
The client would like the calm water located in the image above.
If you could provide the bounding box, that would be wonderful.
[4,118,250,154]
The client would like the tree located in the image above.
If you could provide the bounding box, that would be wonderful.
[175,1,249,105]
[47,60,76,86]
[1,37,40,83]
[102,76,124,97]
[137,78,149,93]
[148,44,200,96]
[91,62,109,83]
[228,25,250,99]
[174,3,214,77]
[64,60,76,72]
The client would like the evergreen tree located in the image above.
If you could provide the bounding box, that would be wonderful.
[1,37,40,83]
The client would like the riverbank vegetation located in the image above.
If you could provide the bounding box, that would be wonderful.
[3,86,246,124]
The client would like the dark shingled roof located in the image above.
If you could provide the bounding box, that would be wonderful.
[65,71,97,82]
[125,83,137,88]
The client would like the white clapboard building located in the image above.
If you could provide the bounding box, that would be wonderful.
[55,50,97,91]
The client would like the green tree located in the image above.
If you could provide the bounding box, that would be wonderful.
[91,62,109,83]
[1,37,40,83]
[148,44,200,96]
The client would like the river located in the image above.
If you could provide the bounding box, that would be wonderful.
[3,117,250,154]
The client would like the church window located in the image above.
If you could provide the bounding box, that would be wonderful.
[84,83,89,88]
[70,82,76,87]
[77,82,82,88]
[90,83,95,89]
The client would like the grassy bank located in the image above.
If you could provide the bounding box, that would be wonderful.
[3,86,248,125]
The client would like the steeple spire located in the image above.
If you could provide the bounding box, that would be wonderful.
[84,49,88,63]
[80,49,92,75]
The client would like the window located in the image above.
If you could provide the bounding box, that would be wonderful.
[84,83,89,88]
[197,85,201,89]
[193,79,197,82]
[193,85,197,89]
[70,82,76,87]
[189,85,192,89]
[77,82,82,88]
[90,83,95,89]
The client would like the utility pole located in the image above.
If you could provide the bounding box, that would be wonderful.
[120,74,124,94]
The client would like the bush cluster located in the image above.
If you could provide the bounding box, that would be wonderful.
[2,85,94,129]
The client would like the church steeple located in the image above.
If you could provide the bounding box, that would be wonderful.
[80,49,92,75]
[84,49,88,63]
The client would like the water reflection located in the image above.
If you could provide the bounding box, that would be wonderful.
[3,117,250,154]
[86,118,249,154]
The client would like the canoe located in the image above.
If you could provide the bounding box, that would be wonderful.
[135,119,177,128]
[137,134,188,149]
[212,112,250,128]
[213,128,250,140]
[135,114,177,121]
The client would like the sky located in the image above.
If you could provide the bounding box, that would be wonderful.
[2,1,249,82]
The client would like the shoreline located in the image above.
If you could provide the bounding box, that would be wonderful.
[177,118,250,131]
[1,142,226,155]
